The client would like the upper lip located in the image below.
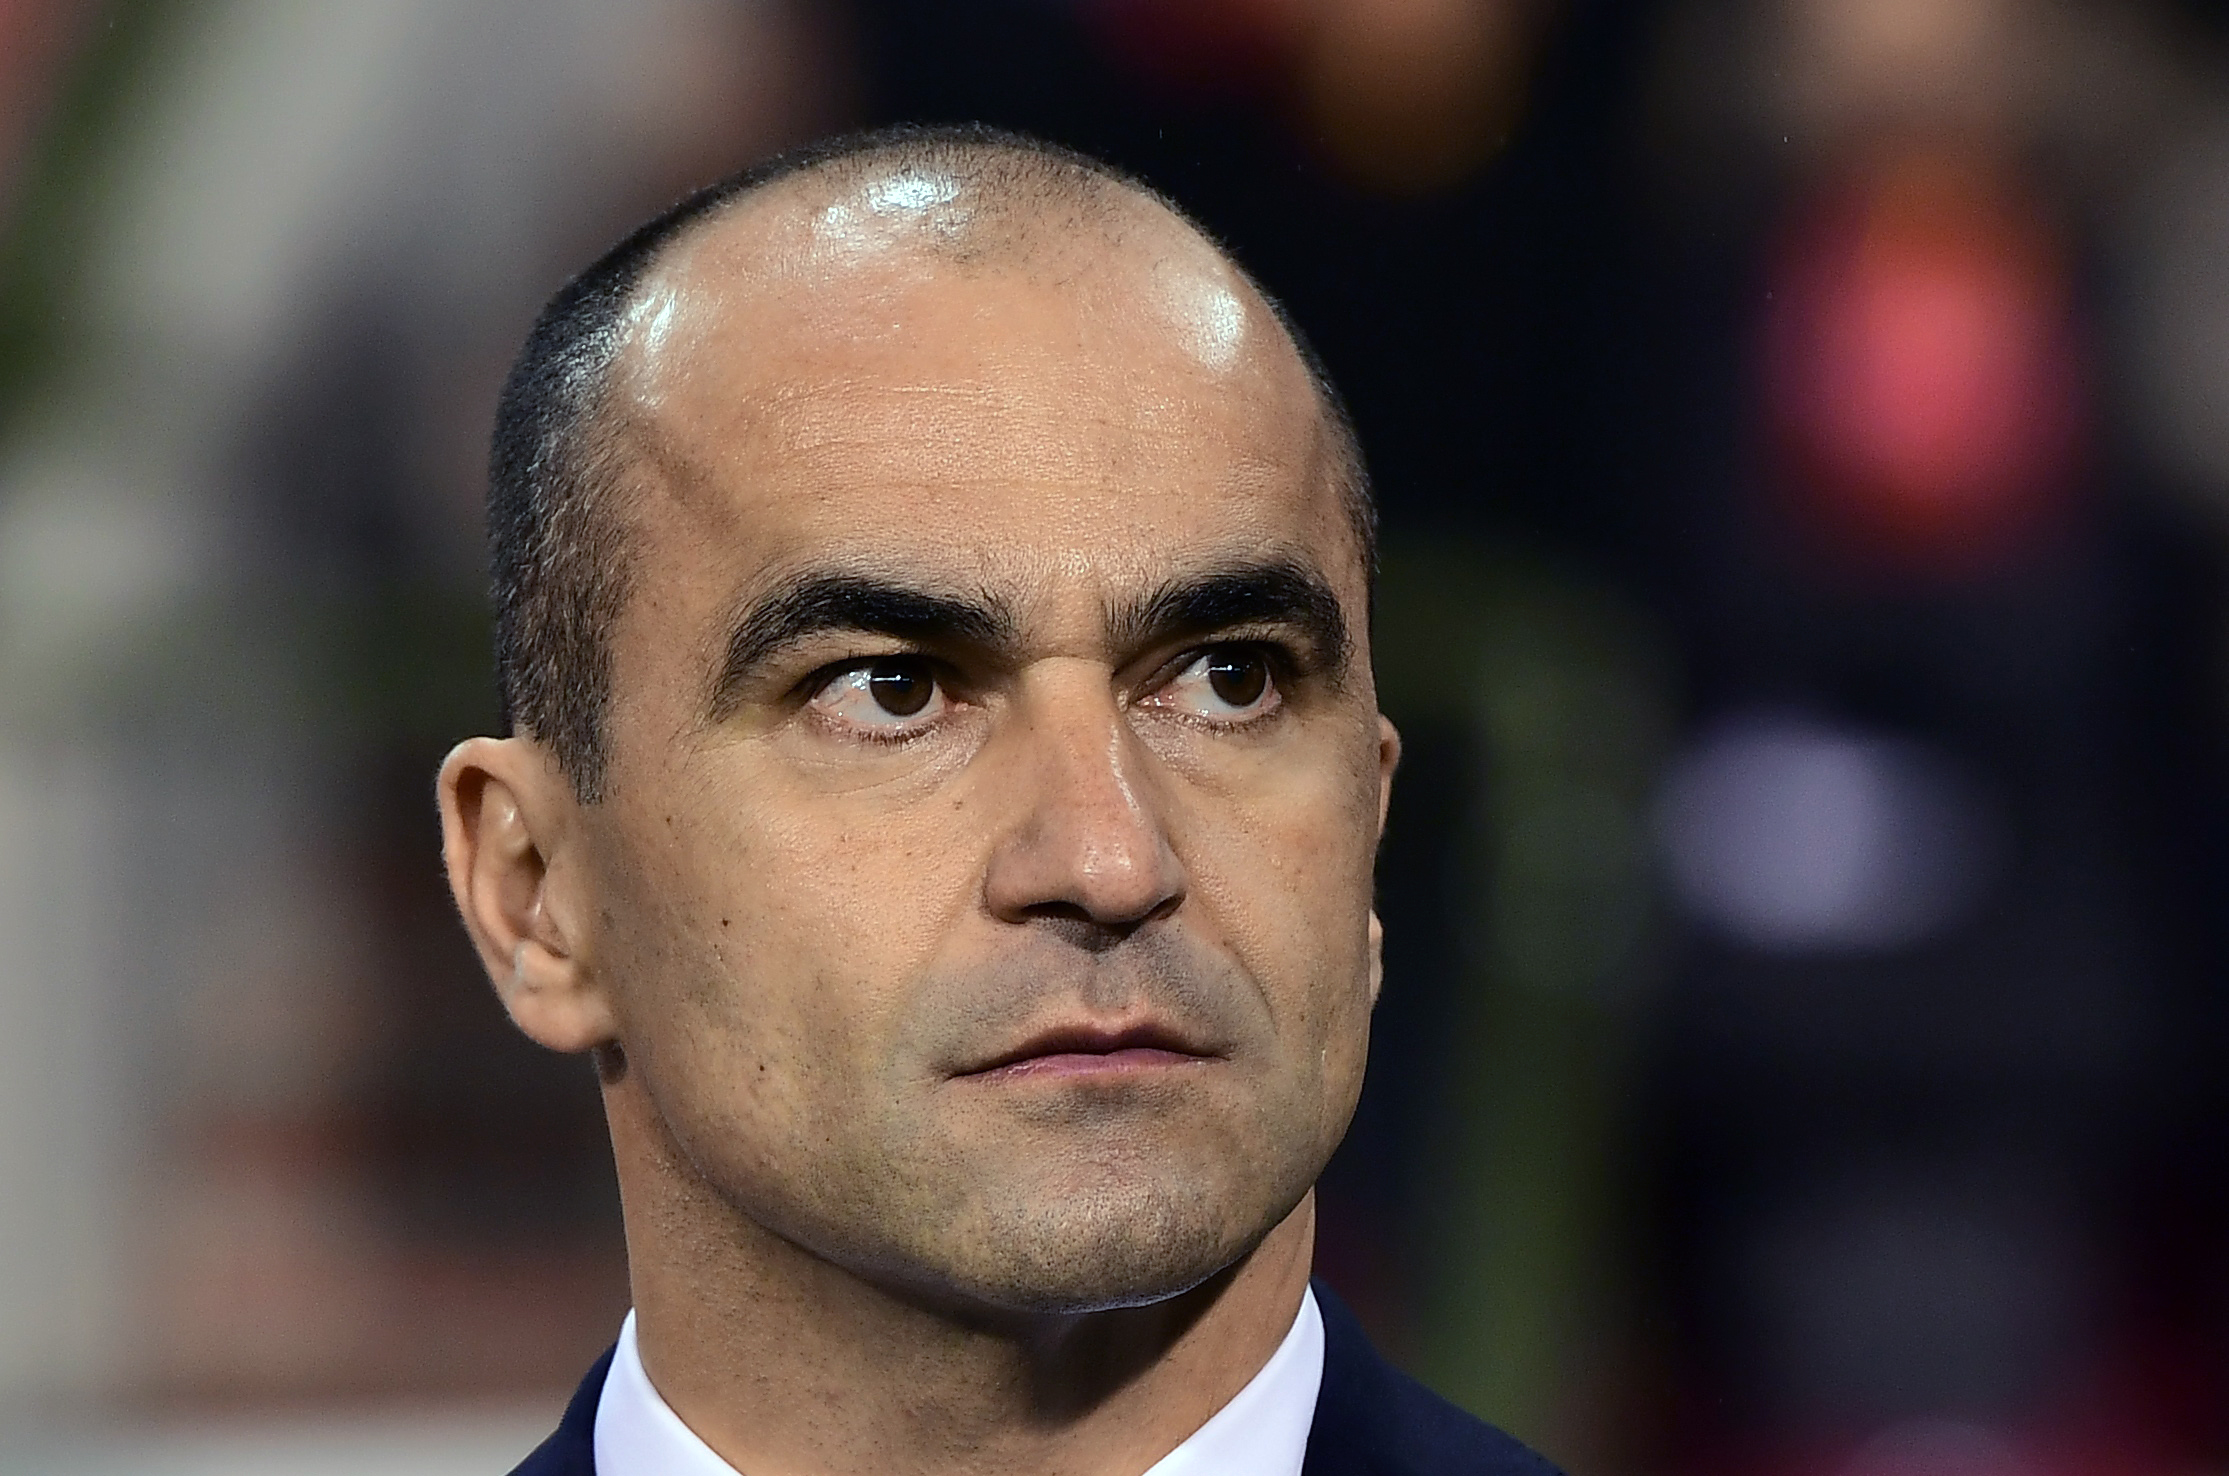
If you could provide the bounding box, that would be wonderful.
[960,1018,1219,1076]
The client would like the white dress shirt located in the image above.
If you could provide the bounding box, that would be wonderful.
[593,1287,1326,1476]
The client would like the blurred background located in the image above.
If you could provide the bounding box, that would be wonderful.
[5,0,2229,1471]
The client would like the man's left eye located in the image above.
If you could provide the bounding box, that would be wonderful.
[1147,647,1281,721]
[809,657,948,730]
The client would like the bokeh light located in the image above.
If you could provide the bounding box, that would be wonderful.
[1294,0,1541,193]
[1764,153,2083,572]
[1654,711,1996,954]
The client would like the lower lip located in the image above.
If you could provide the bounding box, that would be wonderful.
[974,1047,1207,1081]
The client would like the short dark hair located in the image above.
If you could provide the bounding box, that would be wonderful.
[488,123,1374,802]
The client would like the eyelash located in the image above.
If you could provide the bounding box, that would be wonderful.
[795,640,1303,741]
[798,655,956,746]
[1143,642,1295,729]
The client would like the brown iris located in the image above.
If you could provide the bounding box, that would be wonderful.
[1204,649,1269,709]
[866,659,936,717]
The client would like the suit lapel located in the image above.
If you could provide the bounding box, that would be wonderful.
[1303,1278,1399,1476]
[1302,1279,1564,1476]
[510,1285,1558,1476]
[508,1345,611,1476]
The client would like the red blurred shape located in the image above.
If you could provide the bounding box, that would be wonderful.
[0,0,94,217]
[1764,153,2084,573]
[1083,0,1309,96]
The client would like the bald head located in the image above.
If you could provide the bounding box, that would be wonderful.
[490,126,1372,800]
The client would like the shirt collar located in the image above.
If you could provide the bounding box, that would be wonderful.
[1140,1285,1324,1476]
[593,1286,1325,1476]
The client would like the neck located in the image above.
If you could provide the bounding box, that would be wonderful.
[605,1087,1317,1476]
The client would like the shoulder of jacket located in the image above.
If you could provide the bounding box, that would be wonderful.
[1306,1280,1566,1476]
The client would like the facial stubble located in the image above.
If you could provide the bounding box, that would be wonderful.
[643,918,1361,1318]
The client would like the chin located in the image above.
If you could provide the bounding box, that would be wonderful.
[895,1161,1307,1316]
[751,1093,1337,1317]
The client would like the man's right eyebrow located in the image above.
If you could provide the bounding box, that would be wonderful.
[708,573,1015,719]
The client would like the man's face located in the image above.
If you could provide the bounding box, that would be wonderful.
[578,182,1396,1314]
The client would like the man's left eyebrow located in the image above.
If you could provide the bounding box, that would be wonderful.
[1110,560,1352,672]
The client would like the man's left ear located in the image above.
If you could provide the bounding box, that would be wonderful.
[1367,910,1386,1008]
[1375,714,1401,837]
[1369,714,1400,1009]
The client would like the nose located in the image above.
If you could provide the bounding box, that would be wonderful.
[982,663,1186,936]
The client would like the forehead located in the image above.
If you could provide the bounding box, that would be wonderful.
[603,169,1353,612]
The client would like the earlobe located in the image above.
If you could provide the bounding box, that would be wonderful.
[437,737,617,1055]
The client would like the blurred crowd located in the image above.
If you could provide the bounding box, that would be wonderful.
[6,2,2229,1474]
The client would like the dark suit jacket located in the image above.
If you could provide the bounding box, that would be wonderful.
[509,1280,1562,1475]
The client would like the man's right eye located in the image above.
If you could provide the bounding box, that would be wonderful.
[808,657,948,732]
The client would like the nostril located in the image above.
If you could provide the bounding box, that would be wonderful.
[1018,902,1174,953]
[1022,901,1097,928]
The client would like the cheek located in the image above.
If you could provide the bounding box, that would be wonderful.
[735,773,990,988]
[1171,726,1382,1050]
[596,766,984,1108]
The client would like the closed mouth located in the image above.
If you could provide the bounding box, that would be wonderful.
[959,1021,1220,1082]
